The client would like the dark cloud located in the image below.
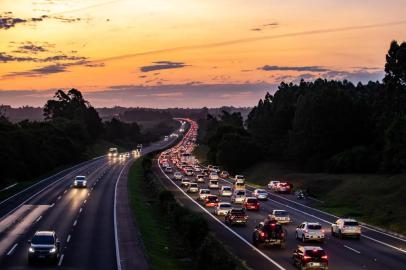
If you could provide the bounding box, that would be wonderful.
[140,61,189,72]
[260,65,330,72]
[323,69,384,83]
[13,42,51,54]
[0,52,86,63]
[251,28,262,31]
[0,52,36,62]
[263,22,279,27]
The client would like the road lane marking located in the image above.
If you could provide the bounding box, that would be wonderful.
[67,235,71,243]
[57,196,62,200]
[83,199,87,204]
[73,220,77,227]
[79,207,83,213]
[35,216,42,222]
[0,183,18,192]
[49,203,55,208]
[344,245,361,254]
[158,162,286,270]
[58,254,64,266]
[6,243,18,256]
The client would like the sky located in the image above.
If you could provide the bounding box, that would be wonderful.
[1,0,406,108]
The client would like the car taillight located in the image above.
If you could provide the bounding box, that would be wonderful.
[260,231,266,237]
[322,255,328,261]
[303,255,311,261]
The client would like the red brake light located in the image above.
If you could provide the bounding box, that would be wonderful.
[260,231,265,237]
[322,255,328,260]
[303,255,311,261]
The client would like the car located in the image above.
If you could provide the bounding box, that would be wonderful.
[187,183,199,193]
[234,180,246,190]
[164,166,173,173]
[73,175,87,188]
[269,210,291,224]
[214,202,232,216]
[185,169,194,176]
[253,189,269,200]
[231,190,246,204]
[207,165,214,171]
[212,166,221,173]
[194,165,202,172]
[219,171,230,178]
[174,172,183,180]
[243,197,260,211]
[267,180,280,190]
[252,219,286,248]
[180,178,191,188]
[209,172,219,180]
[296,222,325,243]
[208,179,219,189]
[219,185,233,196]
[331,218,361,239]
[225,208,248,225]
[292,246,328,270]
[28,231,60,265]
[234,175,245,182]
[276,182,292,193]
[202,169,209,176]
[204,195,219,207]
[196,174,205,183]
[198,189,211,200]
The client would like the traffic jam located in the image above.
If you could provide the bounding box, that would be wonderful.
[158,119,364,270]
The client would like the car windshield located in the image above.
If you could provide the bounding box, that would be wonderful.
[274,211,288,216]
[236,183,244,186]
[231,209,245,215]
[308,224,322,230]
[220,204,231,208]
[76,176,85,180]
[210,181,218,184]
[305,250,326,258]
[344,221,359,226]
[223,187,231,190]
[208,196,218,201]
[236,191,245,196]
[258,190,267,193]
[201,190,210,194]
[247,198,257,203]
[190,184,198,187]
[32,235,54,245]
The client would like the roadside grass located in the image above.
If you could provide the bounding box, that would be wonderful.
[193,145,209,164]
[243,160,406,235]
[128,158,185,270]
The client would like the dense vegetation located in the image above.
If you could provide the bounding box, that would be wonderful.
[0,89,175,187]
[200,40,406,174]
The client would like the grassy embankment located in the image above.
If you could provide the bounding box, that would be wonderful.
[192,145,406,235]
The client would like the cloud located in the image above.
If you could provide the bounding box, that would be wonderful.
[12,42,53,54]
[263,22,279,27]
[323,69,384,83]
[251,28,262,31]
[140,61,189,72]
[0,52,86,63]
[260,65,330,72]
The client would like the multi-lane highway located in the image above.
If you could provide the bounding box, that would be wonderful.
[0,124,183,270]
[156,119,406,270]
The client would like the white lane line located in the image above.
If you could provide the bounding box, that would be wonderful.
[49,203,55,208]
[114,159,132,270]
[73,220,77,227]
[6,243,18,256]
[0,183,17,192]
[158,161,286,270]
[67,235,71,243]
[87,192,90,197]
[344,245,361,254]
[36,216,42,222]
[79,207,83,213]
[58,254,65,266]
[64,190,67,194]
[83,199,87,204]
[57,195,62,200]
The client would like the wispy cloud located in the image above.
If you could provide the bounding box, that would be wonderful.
[0,52,86,63]
[260,65,330,72]
[12,41,54,54]
[140,61,189,72]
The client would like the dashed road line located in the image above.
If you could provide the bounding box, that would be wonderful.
[6,243,18,256]
[67,234,71,243]
[79,207,83,213]
[57,195,62,200]
[58,254,65,266]
[73,220,77,227]
[344,245,361,254]
[36,216,42,222]
[49,203,55,208]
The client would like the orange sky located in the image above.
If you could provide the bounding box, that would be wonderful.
[1,0,406,107]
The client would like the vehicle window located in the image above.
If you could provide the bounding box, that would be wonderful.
[275,211,288,216]
[221,204,231,208]
[344,221,359,226]
[236,191,245,195]
[32,235,54,245]
[247,199,257,203]
[308,224,322,230]
[305,250,326,258]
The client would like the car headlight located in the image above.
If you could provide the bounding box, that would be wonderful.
[49,247,57,253]
[74,181,78,185]
[29,247,35,253]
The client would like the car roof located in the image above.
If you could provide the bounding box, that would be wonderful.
[76,175,85,178]
[200,189,210,192]
[219,202,231,206]
[302,246,324,251]
[245,197,257,200]
[306,222,321,226]
[340,218,357,222]
[35,231,55,236]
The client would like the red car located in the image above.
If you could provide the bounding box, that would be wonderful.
[204,195,219,207]
[276,182,293,194]
[243,197,260,211]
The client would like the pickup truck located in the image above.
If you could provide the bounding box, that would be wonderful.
[252,219,286,248]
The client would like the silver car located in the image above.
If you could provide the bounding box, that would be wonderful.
[269,210,291,224]
[174,172,183,180]
[296,222,325,242]
[73,176,87,188]
[220,186,233,197]
[214,202,232,216]
[253,189,268,200]
[198,189,211,200]
[231,190,246,204]
[187,183,199,193]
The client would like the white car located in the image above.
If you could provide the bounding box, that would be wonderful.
[194,166,201,172]
[73,176,87,188]
[164,166,173,173]
[231,190,246,204]
[187,183,199,193]
[212,166,221,173]
[253,189,269,200]
[234,175,245,182]
[296,222,325,242]
[181,178,191,188]
[196,174,205,183]
[209,172,219,180]
[185,169,194,176]
[174,172,183,180]
[331,219,361,239]
[198,189,211,200]
[208,180,219,189]
[267,180,280,190]
[214,202,232,216]
[220,186,233,197]
[269,210,291,224]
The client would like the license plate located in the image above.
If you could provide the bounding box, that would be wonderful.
[311,263,320,267]
[38,255,45,259]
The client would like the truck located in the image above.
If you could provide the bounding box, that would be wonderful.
[252,219,286,248]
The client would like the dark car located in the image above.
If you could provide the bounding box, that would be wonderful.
[292,245,328,270]
[252,219,286,248]
[28,231,60,265]
[225,208,248,226]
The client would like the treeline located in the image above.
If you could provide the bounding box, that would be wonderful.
[0,89,175,186]
[200,40,406,174]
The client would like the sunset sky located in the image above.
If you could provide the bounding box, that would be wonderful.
[1,0,406,107]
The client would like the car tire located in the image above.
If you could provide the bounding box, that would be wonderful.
[300,263,305,270]
[295,232,299,240]
[331,228,335,237]
[302,235,306,243]
[339,230,343,239]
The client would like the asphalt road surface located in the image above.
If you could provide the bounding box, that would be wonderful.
[155,119,406,270]
[0,123,183,270]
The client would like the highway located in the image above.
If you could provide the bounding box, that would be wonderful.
[0,124,183,270]
[156,119,406,270]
